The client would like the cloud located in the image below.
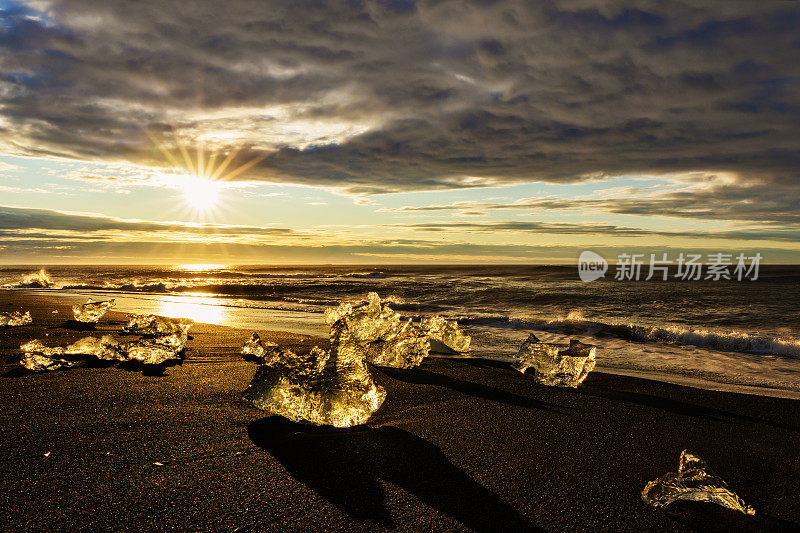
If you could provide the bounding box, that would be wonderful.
[0,0,796,212]
[384,220,800,243]
[0,205,300,237]
[381,175,800,224]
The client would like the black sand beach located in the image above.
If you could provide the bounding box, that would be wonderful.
[1,291,798,532]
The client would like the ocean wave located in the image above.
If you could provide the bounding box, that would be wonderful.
[460,313,800,358]
[3,269,57,289]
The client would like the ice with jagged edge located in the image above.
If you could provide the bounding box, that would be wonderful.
[324,292,431,368]
[324,292,402,343]
[19,340,81,371]
[366,319,429,369]
[241,333,279,363]
[512,334,596,387]
[0,311,32,327]
[642,450,755,515]
[72,298,115,323]
[20,331,186,371]
[123,314,193,351]
[241,319,386,427]
[420,315,471,354]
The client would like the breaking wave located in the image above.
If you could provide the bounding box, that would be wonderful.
[3,269,57,289]
[460,313,800,358]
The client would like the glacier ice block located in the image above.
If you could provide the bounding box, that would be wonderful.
[642,449,755,515]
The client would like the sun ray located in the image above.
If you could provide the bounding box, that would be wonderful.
[220,152,268,182]
[209,147,240,180]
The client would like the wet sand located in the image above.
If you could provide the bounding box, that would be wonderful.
[0,290,798,532]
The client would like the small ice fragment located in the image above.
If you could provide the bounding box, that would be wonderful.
[366,319,430,369]
[72,298,115,323]
[242,319,386,427]
[153,462,163,466]
[512,335,596,387]
[0,310,32,327]
[642,450,755,515]
[43,451,51,458]
[420,315,471,354]
[52,310,58,314]
[20,340,77,371]
[241,333,279,364]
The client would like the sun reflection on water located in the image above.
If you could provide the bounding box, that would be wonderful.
[157,296,228,325]
[177,263,228,272]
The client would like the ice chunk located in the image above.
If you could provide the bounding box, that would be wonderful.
[123,314,192,352]
[122,339,182,365]
[420,315,471,354]
[124,314,192,337]
[241,333,279,364]
[65,335,125,360]
[366,319,429,369]
[642,450,755,515]
[72,298,115,323]
[20,332,182,370]
[242,319,386,427]
[512,335,596,387]
[20,340,78,371]
[324,292,401,343]
[0,311,32,326]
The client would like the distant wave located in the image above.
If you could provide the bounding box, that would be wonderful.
[460,312,800,358]
[347,272,386,279]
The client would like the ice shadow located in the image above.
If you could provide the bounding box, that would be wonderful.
[664,501,798,533]
[248,417,541,532]
[379,366,563,413]
[59,320,97,331]
[579,374,800,432]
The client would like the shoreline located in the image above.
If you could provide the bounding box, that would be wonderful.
[1,290,799,530]
[9,288,800,401]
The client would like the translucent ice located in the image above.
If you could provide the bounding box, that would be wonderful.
[365,319,430,369]
[642,450,755,515]
[122,339,182,365]
[420,315,471,354]
[124,314,193,337]
[72,298,115,323]
[0,311,32,326]
[123,314,192,351]
[512,335,596,387]
[242,319,386,427]
[241,333,279,364]
[19,340,74,371]
[65,335,125,360]
[19,331,182,370]
[324,292,401,343]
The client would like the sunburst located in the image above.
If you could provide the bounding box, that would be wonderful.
[146,130,267,217]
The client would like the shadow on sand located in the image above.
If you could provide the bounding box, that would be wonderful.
[59,320,97,331]
[579,374,800,432]
[248,417,541,532]
[379,366,564,413]
[664,501,798,533]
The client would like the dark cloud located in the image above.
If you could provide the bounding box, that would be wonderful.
[0,0,798,214]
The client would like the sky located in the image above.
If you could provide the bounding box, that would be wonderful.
[0,0,799,264]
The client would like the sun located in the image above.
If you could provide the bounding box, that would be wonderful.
[182,176,221,210]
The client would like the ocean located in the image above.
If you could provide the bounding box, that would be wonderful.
[3,264,800,397]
